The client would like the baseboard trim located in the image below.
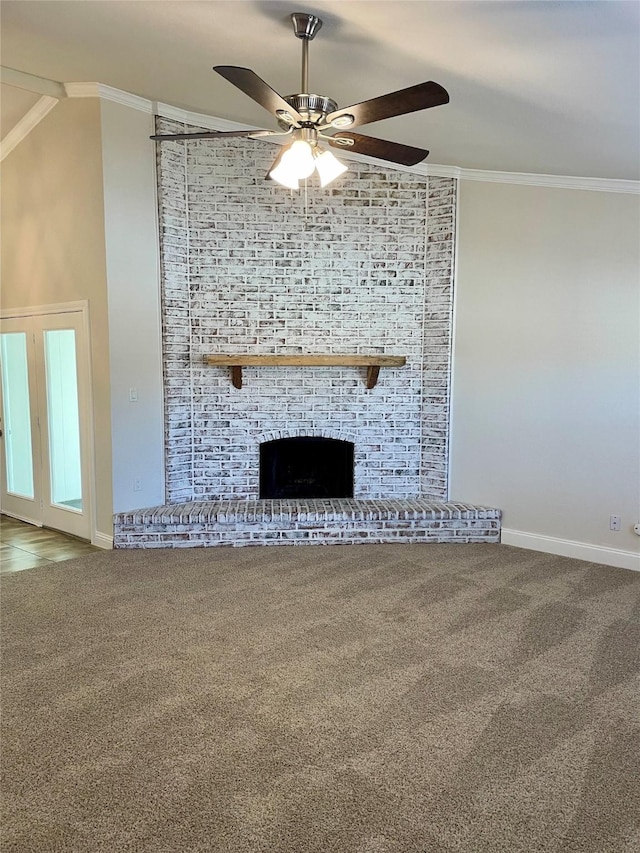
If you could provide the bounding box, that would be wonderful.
[501,528,640,572]
[92,531,114,550]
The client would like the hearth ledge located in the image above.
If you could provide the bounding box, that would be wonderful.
[114,498,501,548]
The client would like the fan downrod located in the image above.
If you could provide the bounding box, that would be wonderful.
[291,13,323,94]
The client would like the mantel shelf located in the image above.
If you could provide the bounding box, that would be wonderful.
[203,354,407,389]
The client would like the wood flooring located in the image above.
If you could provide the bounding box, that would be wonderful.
[0,515,98,573]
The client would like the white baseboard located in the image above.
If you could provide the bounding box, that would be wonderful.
[501,528,640,572]
[92,531,114,550]
[2,510,114,549]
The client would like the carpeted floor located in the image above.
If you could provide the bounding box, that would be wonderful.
[1,543,639,852]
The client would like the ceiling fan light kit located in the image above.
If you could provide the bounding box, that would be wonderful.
[151,11,449,190]
[269,138,315,188]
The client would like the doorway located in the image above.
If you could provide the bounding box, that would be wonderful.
[0,307,93,540]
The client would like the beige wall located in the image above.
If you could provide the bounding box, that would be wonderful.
[450,180,640,562]
[100,100,164,512]
[1,97,113,537]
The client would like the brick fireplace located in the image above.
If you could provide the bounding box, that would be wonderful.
[112,119,501,548]
[157,118,455,503]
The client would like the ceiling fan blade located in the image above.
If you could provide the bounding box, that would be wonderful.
[150,129,270,141]
[214,66,304,126]
[326,81,449,129]
[326,131,429,166]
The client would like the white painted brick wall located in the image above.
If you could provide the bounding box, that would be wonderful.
[156,119,456,502]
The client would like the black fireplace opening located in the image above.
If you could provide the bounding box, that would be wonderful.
[259,437,354,499]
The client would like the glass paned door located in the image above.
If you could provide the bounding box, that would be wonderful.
[0,333,35,498]
[0,320,41,523]
[0,310,91,540]
[44,330,83,512]
[35,312,90,539]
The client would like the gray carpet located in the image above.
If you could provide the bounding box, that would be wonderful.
[2,543,639,852]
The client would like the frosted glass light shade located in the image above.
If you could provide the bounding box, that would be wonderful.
[269,159,299,190]
[284,140,316,178]
[314,149,348,187]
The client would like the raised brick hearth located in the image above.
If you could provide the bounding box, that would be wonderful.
[114,499,501,548]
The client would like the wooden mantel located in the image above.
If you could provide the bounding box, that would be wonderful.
[203,354,407,389]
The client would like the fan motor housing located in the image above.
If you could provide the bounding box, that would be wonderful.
[279,93,338,128]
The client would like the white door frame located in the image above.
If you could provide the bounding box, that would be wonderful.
[1,300,100,545]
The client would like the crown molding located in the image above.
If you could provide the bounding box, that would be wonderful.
[451,167,639,195]
[0,96,58,161]
[349,155,637,193]
[64,82,102,99]
[58,83,640,195]
[0,65,66,98]
[155,102,247,132]
[334,150,464,181]
[65,82,152,113]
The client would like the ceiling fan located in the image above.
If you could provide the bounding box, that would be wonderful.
[151,12,449,189]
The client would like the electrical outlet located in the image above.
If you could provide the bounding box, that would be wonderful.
[609,515,621,531]
[133,478,142,492]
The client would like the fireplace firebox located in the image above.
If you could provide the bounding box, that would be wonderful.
[260,437,354,499]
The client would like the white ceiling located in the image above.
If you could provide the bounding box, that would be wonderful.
[1,0,639,179]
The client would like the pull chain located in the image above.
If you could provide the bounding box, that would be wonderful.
[304,177,308,225]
